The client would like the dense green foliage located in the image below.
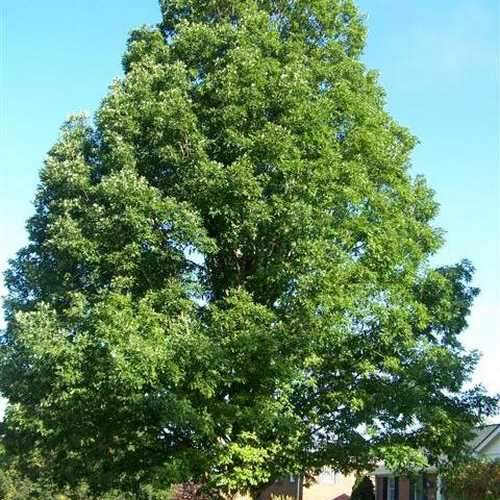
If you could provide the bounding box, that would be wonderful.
[1,0,497,497]
[0,443,173,499]
[351,475,375,500]
[442,458,500,500]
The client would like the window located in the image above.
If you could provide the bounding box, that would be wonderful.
[383,477,399,500]
[410,476,428,500]
[388,477,397,500]
[318,467,337,484]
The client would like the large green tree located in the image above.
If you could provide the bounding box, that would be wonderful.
[1,0,497,497]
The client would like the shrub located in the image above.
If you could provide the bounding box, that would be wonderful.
[351,475,375,500]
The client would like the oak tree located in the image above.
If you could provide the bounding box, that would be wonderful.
[1,0,497,497]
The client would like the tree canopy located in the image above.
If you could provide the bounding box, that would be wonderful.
[1,0,497,497]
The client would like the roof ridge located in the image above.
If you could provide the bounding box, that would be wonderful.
[473,424,500,451]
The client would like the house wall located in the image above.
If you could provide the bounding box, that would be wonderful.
[235,472,356,500]
[302,472,355,500]
[258,477,298,499]
[375,477,384,500]
[398,478,410,500]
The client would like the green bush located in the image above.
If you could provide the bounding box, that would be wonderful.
[351,475,375,500]
[0,467,175,499]
[442,458,500,500]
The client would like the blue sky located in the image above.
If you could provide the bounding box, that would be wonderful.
[1,0,499,415]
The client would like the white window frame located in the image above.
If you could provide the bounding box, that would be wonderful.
[319,467,337,484]
[388,477,397,500]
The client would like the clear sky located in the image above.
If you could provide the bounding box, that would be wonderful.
[1,0,499,418]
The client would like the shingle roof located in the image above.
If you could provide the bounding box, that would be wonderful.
[333,495,350,500]
[469,424,500,452]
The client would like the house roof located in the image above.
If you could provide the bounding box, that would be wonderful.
[469,424,500,453]
[333,495,350,500]
[375,424,500,476]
